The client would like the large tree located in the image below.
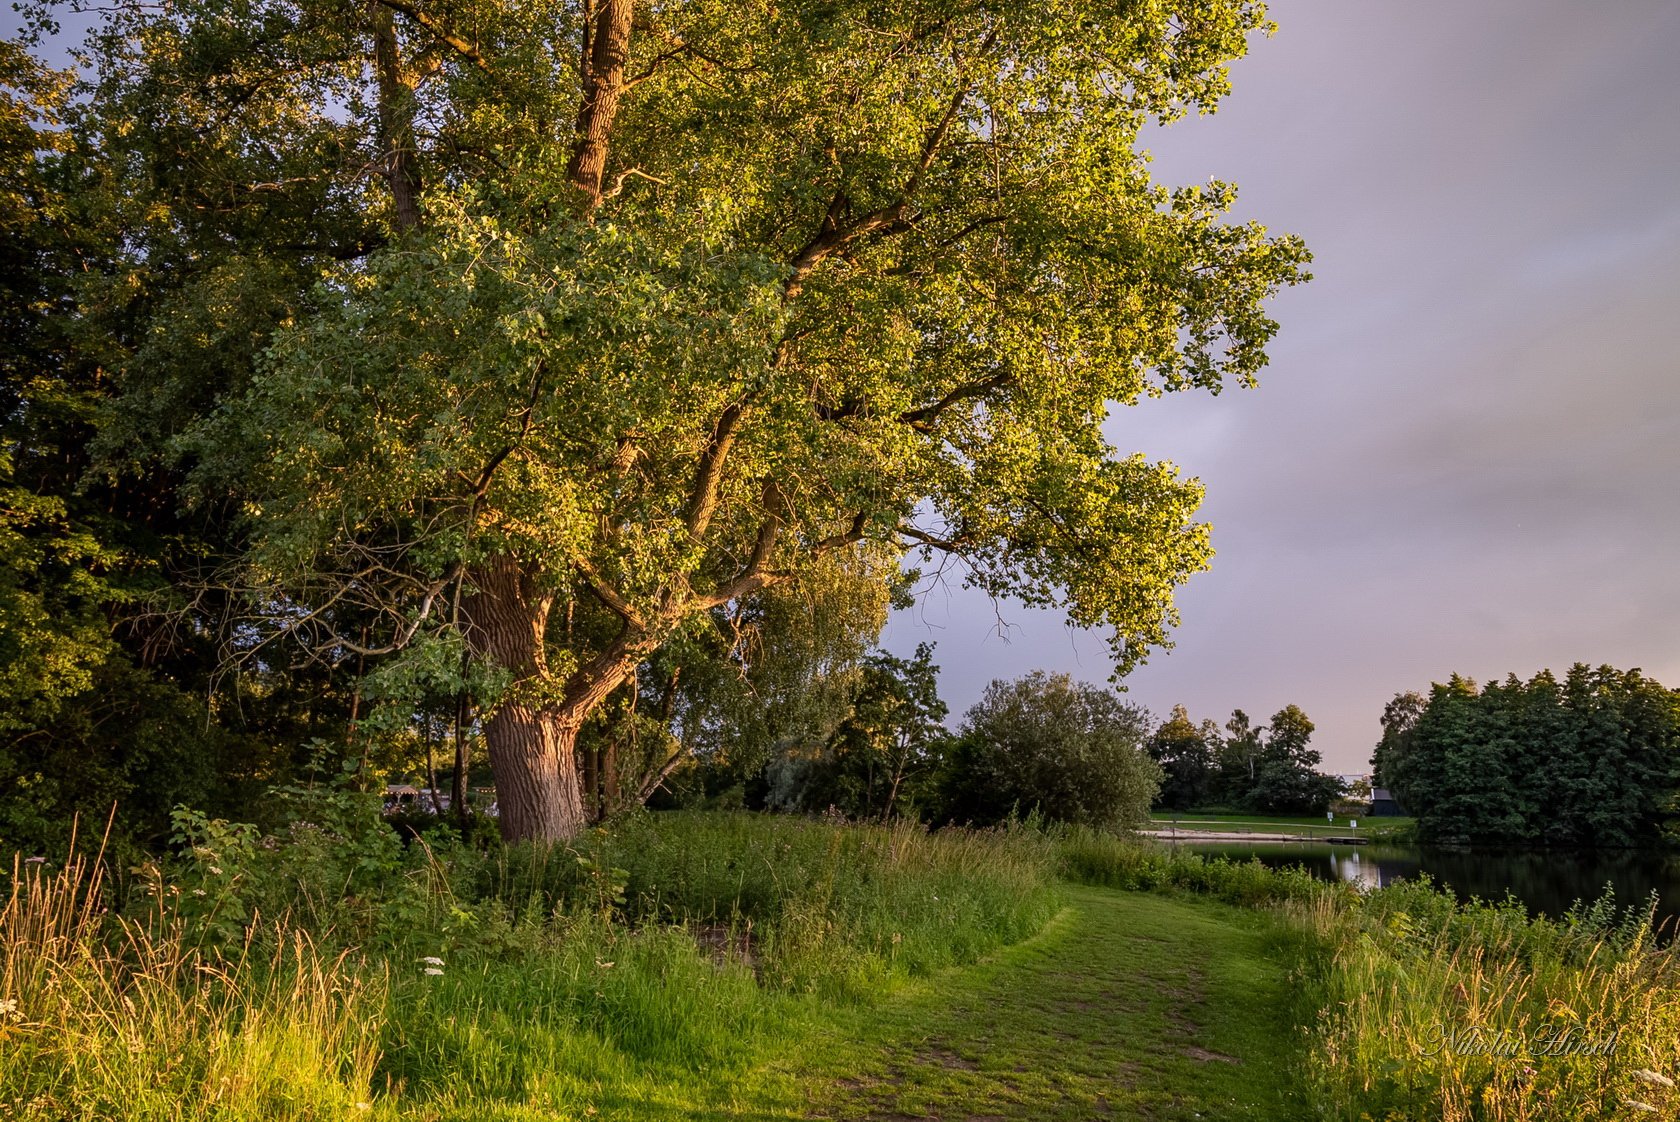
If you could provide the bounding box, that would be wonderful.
[1147,704,1220,810]
[52,0,1307,840]
[1247,703,1339,814]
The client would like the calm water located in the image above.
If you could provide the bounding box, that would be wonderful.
[1169,840,1680,932]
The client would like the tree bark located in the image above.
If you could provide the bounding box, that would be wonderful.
[463,555,650,842]
[370,1,423,231]
[463,556,585,842]
[567,0,634,209]
[482,701,589,841]
[451,688,472,828]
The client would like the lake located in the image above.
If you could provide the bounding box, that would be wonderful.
[1167,839,1680,933]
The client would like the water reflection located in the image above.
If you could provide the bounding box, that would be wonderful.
[1168,840,1680,933]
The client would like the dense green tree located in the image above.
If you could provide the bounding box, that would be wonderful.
[941,671,1160,828]
[1210,707,1263,805]
[0,40,123,730]
[1245,703,1339,814]
[17,0,1306,840]
[1147,704,1220,810]
[623,546,898,814]
[769,642,948,820]
[1389,666,1680,846]
[1370,689,1426,798]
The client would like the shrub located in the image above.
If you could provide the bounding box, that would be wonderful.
[940,672,1162,828]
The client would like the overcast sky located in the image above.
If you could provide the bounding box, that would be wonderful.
[885,0,1680,772]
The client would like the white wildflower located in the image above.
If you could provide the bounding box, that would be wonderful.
[423,967,444,976]
[207,866,223,876]
[192,889,207,897]
[419,956,445,966]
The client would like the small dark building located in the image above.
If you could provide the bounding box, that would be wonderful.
[1369,787,1406,816]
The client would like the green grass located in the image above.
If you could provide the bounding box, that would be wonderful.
[8,808,1671,1121]
[1,813,1068,1120]
[1147,811,1416,838]
[793,886,1310,1121]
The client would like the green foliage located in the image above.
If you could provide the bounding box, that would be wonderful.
[1293,876,1680,1121]
[1245,703,1341,814]
[765,642,949,820]
[1371,688,1426,792]
[1147,703,1221,810]
[0,660,245,860]
[942,671,1162,828]
[1384,665,1680,846]
[1146,701,1341,814]
[643,546,899,811]
[0,809,1065,1116]
[4,0,1306,838]
[0,40,134,733]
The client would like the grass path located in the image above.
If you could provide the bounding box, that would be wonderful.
[782,886,1308,1121]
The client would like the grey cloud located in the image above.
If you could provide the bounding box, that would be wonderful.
[887,0,1680,771]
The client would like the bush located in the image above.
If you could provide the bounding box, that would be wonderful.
[940,672,1162,828]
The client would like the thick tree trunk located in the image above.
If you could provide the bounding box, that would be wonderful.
[463,556,585,843]
[463,555,648,842]
[369,2,423,231]
[567,0,633,208]
[482,702,588,842]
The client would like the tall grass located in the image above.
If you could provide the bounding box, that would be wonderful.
[1288,879,1680,1120]
[1,810,1064,1119]
[0,850,383,1120]
[1054,824,1341,907]
[26,806,1667,1120]
[1045,827,1680,1119]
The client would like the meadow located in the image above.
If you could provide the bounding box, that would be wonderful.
[4,799,1678,1120]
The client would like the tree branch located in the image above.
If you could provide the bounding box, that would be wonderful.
[897,524,969,553]
[575,557,645,628]
[684,401,745,539]
[368,0,492,73]
[783,32,997,300]
[898,369,1014,429]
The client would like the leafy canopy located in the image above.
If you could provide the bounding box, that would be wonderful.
[90,0,1312,687]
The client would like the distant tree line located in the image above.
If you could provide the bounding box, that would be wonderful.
[1145,703,1342,814]
[1372,664,1680,847]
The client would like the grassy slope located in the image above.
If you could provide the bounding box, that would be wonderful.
[783,886,1307,1121]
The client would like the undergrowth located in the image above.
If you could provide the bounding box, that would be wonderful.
[8,801,1677,1121]
[0,800,1061,1119]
